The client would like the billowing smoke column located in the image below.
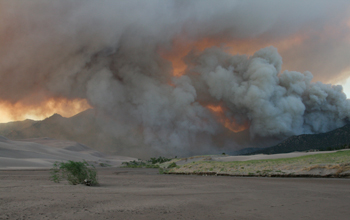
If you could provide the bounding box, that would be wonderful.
[185,47,349,137]
[1,0,350,155]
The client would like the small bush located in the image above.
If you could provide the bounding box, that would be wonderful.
[167,162,177,168]
[122,160,150,168]
[99,162,111,167]
[148,156,172,164]
[121,160,160,168]
[50,160,98,186]
[122,156,174,168]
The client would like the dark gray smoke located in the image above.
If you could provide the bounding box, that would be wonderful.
[1,0,350,155]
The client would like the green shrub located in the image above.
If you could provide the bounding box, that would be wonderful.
[167,162,177,168]
[122,157,173,168]
[148,156,172,164]
[99,162,111,167]
[122,160,148,168]
[50,160,98,186]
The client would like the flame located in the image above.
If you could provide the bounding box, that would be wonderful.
[207,105,223,113]
[0,97,91,123]
[207,104,249,133]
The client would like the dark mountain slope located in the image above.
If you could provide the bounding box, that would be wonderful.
[249,124,350,155]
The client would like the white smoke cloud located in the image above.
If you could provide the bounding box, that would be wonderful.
[1,0,350,155]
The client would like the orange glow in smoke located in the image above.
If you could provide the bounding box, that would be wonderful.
[207,104,249,133]
[159,33,316,132]
[159,37,240,76]
[0,97,91,123]
[159,33,308,77]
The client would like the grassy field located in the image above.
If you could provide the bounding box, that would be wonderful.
[166,150,350,177]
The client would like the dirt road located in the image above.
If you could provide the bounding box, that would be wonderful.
[1,168,349,220]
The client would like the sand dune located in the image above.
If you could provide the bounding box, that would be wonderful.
[0,136,136,170]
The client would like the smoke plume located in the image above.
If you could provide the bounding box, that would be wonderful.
[1,0,350,155]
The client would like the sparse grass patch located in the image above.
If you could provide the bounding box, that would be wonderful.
[302,163,350,175]
[170,150,350,176]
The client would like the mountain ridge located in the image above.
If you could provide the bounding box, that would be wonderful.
[0,109,158,158]
[247,123,350,155]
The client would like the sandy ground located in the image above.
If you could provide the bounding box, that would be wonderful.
[1,136,349,219]
[0,167,349,220]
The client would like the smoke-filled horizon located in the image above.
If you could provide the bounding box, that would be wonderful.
[1,0,350,155]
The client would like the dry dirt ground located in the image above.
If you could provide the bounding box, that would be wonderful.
[1,168,349,220]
